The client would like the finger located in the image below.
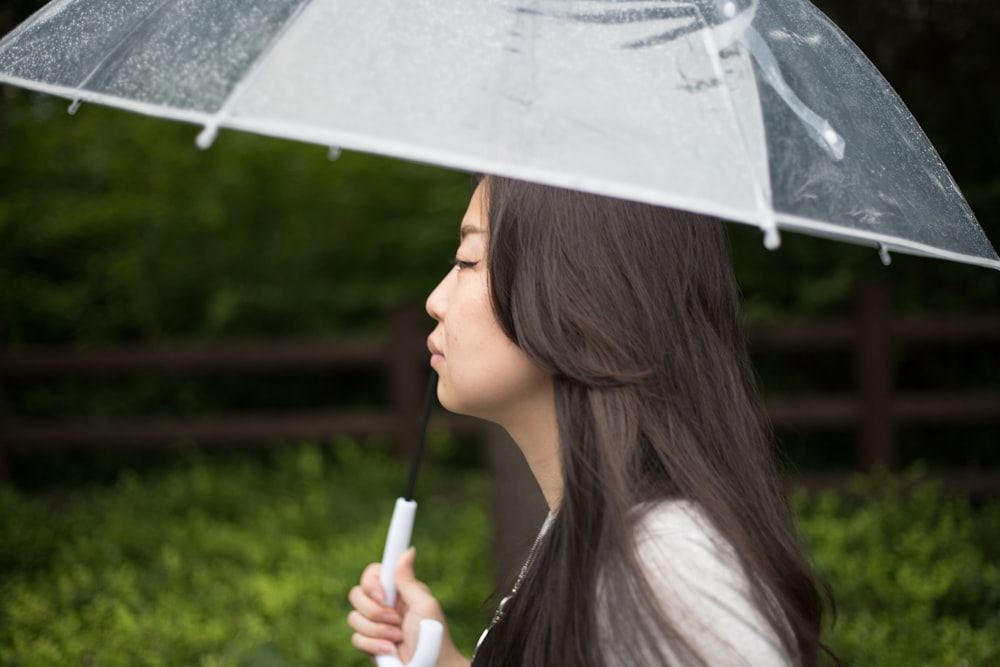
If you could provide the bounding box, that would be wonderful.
[348,585,402,625]
[360,562,386,604]
[346,610,405,643]
[351,631,397,657]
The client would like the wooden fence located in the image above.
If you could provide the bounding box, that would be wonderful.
[751,283,1000,494]
[2,285,999,492]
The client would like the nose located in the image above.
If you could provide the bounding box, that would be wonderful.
[425,269,451,322]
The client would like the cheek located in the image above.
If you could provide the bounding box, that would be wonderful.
[447,277,495,346]
[435,270,552,418]
[441,336,549,420]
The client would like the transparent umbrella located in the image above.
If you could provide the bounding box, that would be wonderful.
[0,0,997,269]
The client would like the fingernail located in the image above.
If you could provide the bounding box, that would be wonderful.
[387,628,404,642]
[380,611,401,624]
[373,590,384,604]
[378,641,396,655]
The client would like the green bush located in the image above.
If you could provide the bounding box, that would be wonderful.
[0,441,493,667]
[2,452,998,666]
[793,471,1000,666]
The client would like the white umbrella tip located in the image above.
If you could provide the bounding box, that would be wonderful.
[195,125,218,150]
[878,244,892,266]
[763,227,782,251]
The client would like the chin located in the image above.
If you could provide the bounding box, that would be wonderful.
[436,387,494,424]
[435,385,464,416]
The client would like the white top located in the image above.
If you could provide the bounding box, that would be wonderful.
[600,500,796,666]
[477,502,795,666]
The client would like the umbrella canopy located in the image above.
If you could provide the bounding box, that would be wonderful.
[1,0,997,269]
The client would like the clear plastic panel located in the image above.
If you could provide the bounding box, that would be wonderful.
[0,0,308,111]
[0,0,167,88]
[232,0,767,223]
[753,0,997,262]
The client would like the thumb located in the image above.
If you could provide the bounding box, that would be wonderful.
[391,546,453,656]
[394,546,438,614]
[394,546,418,588]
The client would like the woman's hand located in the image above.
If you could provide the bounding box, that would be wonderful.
[347,547,470,667]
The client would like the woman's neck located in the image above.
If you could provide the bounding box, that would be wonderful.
[503,399,562,513]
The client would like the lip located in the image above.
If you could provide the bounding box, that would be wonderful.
[427,336,445,366]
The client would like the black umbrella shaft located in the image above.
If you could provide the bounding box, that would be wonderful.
[404,370,438,501]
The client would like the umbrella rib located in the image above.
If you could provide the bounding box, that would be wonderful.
[194,0,314,149]
[692,6,780,249]
[775,212,1000,271]
[739,27,845,161]
[64,0,176,110]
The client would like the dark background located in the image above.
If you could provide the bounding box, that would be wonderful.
[1,0,998,487]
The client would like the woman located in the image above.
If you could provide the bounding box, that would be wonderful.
[348,176,830,666]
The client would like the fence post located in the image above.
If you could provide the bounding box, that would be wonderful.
[854,281,896,471]
[388,303,428,459]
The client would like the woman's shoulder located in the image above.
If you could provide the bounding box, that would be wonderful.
[628,499,796,666]
[631,499,745,603]
[633,499,719,544]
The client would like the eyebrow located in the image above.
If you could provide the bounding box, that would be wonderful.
[460,223,484,240]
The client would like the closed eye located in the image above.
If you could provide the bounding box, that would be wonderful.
[449,258,480,270]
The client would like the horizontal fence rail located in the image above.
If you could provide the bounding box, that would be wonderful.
[748,284,1000,482]
[2,286,999,492]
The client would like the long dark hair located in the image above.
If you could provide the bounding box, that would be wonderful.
[472,176,829,666]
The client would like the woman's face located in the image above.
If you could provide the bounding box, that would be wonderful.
[426,185,553,425]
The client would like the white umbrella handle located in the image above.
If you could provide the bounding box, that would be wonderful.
[374,498,443,667]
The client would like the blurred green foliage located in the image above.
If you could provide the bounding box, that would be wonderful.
[0,448,997,666]
[0,90,471,344]
[794,470,1000,665]
[0,441,493,667]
